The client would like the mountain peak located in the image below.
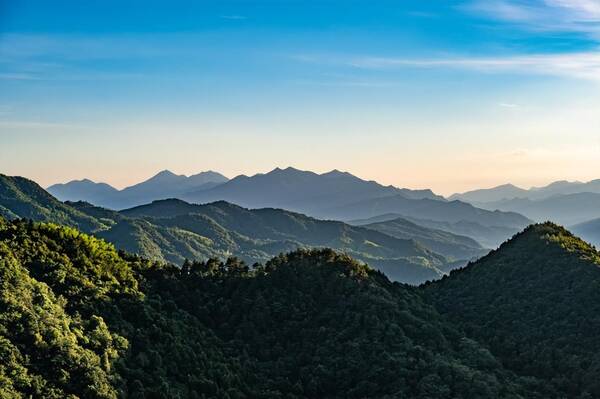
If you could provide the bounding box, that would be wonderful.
[153,169,180,179]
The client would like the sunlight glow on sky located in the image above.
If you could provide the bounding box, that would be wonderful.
[1,0,599,195]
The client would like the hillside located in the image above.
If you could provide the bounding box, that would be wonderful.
[1,176,454,284]
[425,223,600,398]
[0,218,538,398]
[361,216,488,261]
[119,199,451,284]
[0,174,107,232]
[350,213,518,248]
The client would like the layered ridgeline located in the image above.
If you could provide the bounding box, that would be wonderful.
[358,216,488,262]
[450,180,600,226]
[2,174,466,284]
[46,168,531,249]
[0,218,540,398]
[425,223,600,398]
[48,170,229,210]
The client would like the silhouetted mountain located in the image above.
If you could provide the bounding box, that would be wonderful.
[319,194,531,228]
[183,167,443,215]
[426,223,600,397]
[478,192,600,226]
[451,179,600,203]
[47,178,118,204]
[449,183,528,203]
[0,218,540,398]
[361,216,488,261]
[48,170,229,209]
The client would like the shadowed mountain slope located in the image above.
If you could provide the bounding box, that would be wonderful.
[425,223,600,398]
[0,218,540,398]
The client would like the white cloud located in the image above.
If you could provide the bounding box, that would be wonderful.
[463,0,600,38]
[499,102,519,108]
[344,51,600,81]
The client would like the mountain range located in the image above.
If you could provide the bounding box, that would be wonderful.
[45,167,534,250]
[450,180,600,226]
[3,174,486,284]
[48,170,229,209]
[450,179,600,203]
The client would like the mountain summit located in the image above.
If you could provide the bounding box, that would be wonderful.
[427,222,600,397]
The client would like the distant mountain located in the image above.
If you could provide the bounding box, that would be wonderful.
[47,178,118,203]
[361,216,488,261]
[451,179,600,203]
[3,176,456,283]
[425,223,600,397]
[448,183,528,203]
[349,213,519,249]
[478,192,600,226]
[571,218,600,248]
[183,167,443,215]
[0,174,107,232]
[318,194,531,227]
[48,170,229,209]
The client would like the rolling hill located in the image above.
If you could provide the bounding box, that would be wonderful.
[117,198,451,284]
[0,174,107,232]
[1,175,454,284]
[321,194,531,229]
[425,223,600,397]
[349,213,518,248]
[360,216,488,261]
[0,218,539,398]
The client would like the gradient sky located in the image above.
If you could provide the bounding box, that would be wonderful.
[1,0,599,195]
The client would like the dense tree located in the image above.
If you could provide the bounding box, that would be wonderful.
[425,223,600,398]
[0,218,538,398]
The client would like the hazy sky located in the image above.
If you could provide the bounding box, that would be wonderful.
[1,0,599,195]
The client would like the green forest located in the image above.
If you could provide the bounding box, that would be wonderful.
[2,217,600,398]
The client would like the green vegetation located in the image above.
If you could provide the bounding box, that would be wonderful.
[361,216,487,261]
[0,172,455,284]
[426,223,600,398]
[0,174,107,232]
[0,217,540,398]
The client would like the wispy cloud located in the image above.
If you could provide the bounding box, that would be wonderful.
[463,0,600,38]
[499,102,519,108]
[296,51,600,82]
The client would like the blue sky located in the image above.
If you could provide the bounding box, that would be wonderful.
[1,0,599,195]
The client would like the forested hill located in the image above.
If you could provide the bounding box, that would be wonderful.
[1,175,467,284]
[0,174,106,232]
[0,217,537,398]
[425,223,600,398]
